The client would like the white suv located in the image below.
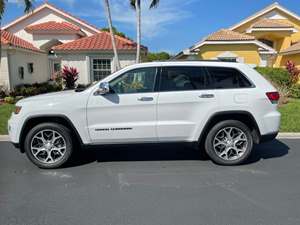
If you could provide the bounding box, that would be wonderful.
[8,61,280,168]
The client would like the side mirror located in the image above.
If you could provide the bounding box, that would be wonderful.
[96,82,110,95]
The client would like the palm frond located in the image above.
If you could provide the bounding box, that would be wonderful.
[130,0,135,9]
[0,0,6,20]
[23,0,34,14]
[149,0,159,9]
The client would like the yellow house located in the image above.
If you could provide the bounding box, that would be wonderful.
[175,2,300,68]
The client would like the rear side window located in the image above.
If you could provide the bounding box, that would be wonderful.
[159,66,213,91]
[206,67,252,89]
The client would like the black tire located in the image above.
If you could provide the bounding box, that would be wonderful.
[24,123,73,169]
[205,120,253,166]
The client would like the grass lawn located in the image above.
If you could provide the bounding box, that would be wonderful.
[0,100,299,135]
[279,98,300,132]
[0,104,15,135]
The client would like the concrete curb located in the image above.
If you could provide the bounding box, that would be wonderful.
[0,133,300,142]
[0,135,9,142]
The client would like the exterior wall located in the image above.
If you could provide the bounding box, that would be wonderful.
[8,49,49,88]
[5,7,95,48]
[60,54,89,84]
[33,33,81,48]
[59,52,137,85]
[280,54,300,67]
[0,49,11,90]
[198,44,261,66]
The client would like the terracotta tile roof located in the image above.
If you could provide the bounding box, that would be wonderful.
[25,21,82,33]
[206,29,255,41]
[252,18,294,28]
[53,32,145,51]
[0,29,42,52]
[281,42,300,54]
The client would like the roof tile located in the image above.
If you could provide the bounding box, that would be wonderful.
[252,18,293,28]
[25,21,82,33]
[53,32,144,51]
[206,29,255,41]
[1,29,42,52]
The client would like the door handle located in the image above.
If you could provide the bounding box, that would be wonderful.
[137,97,154,101]
[199,94,215,98]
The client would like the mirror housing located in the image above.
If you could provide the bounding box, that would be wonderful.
[96,82,110,95]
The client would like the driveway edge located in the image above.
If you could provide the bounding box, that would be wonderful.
[0,133,300,142]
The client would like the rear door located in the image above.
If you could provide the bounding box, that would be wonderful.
[206,66,254,112]
[156,66,218,142]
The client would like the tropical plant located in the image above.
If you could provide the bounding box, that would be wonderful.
[286,60,300,84]
[130,0,160,63]
[61,66,79,89]
[144,51,171,62]
[103,0,121,70]
[101,26,127,38]
[0,0,34,64]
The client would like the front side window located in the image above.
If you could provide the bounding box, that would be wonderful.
[159,66,212,92]
[110,67,157,94]
[92,59,111,81]
[206,67,252,89]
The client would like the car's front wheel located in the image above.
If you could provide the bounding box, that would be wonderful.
[205,120,253,165]
[24,123,73,169]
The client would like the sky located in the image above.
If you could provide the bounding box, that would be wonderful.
[2,0,300,54]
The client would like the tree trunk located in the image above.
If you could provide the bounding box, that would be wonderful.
[135,0,141,63]
[103,0,120,71]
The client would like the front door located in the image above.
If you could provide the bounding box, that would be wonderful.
[87,67,159,144]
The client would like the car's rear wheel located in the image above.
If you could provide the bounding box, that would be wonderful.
[24,123,73,169]
[205,120,253,165]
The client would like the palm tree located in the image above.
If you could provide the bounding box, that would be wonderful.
[103,0,121,71]
[130,0,159,63]
[0,0,34,64]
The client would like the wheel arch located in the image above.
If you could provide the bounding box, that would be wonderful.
[198,110,261,146]
[19,115,84,153]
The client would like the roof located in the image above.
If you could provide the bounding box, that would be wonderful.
[0,29,43,52]
[205,29,255,41]
[281,42,300,54]
[230,2,300,31]
[26,21,80,32]
[2,2,99,34]
[252,18,293,28]
[53,32,144,51]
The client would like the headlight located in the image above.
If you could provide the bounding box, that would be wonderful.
[14,106,22,114]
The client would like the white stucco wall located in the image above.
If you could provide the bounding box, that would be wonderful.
[5,7,96,48]
[59,52,137,85]
[0,49,11,90]
[8,49,49,88]
[60,54,89,84]
[33,33,81,48]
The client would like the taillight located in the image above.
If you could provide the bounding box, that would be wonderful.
[266,91,280,104]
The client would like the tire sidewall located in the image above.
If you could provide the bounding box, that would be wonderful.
[205,120,253,166]
[24,123,73,169]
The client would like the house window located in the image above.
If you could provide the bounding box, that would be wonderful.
[27,63,34,73]
[18,67,24,79]
[92,59,111,81]
[258,39,274,48]
[218,57,237,62]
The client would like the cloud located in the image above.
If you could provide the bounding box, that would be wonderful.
[76,0,194,39]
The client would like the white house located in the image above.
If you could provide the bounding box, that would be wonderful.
[0,2,145,91]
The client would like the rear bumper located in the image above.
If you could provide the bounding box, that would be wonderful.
[260,131,278,143]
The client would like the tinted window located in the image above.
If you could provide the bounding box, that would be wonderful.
[110,67,157,94]
[207,67,252,89]
[159,66,212,91]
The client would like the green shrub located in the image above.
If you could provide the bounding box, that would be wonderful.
[255,67,291,87]
[12,82,62,97]
[4,96,15,104]
[290,84,300,98]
